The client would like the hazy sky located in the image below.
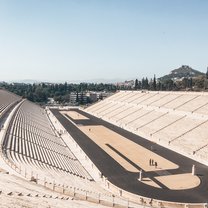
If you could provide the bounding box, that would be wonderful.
[0,0,208,82]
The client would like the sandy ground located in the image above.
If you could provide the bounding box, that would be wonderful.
[61,111,89,120]
[155,173,200,190]
[79,125,200,190]
[79,125,178,172]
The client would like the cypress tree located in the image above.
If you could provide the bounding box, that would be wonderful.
[153,74,156,90]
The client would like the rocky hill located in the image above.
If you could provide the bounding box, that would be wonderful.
[159,65,205,81]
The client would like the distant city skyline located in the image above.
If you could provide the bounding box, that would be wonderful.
[0,0,208,82]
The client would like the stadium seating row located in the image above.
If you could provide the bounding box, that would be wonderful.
[3,100,92,180]
[85,91,208,162]
[0,89,21,116]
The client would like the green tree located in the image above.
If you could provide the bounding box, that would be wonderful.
[153,74,156,90]
[134,79,139,90]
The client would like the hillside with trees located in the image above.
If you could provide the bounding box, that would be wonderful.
[134,66,208,91]
[159,65,205,81]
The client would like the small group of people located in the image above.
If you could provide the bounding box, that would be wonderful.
[149,159,158,168]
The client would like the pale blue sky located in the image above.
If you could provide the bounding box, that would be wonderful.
[0,0,208,82]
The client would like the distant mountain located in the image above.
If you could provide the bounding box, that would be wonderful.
[68,78,126,84]
[5,78,126,84]
[7,79,40,84]
[159,65,205,81]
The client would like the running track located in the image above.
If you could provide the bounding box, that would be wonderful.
[51,108,208,203]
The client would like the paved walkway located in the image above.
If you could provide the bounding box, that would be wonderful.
[51,108,208,203]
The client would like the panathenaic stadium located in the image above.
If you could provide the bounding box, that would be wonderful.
[1,89,208,208]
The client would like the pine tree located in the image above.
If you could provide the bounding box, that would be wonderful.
[145,77,149,90]
[141,78,145,89]
[134,79,139,90]
[153,74,156,90]
[190,77,193,89]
